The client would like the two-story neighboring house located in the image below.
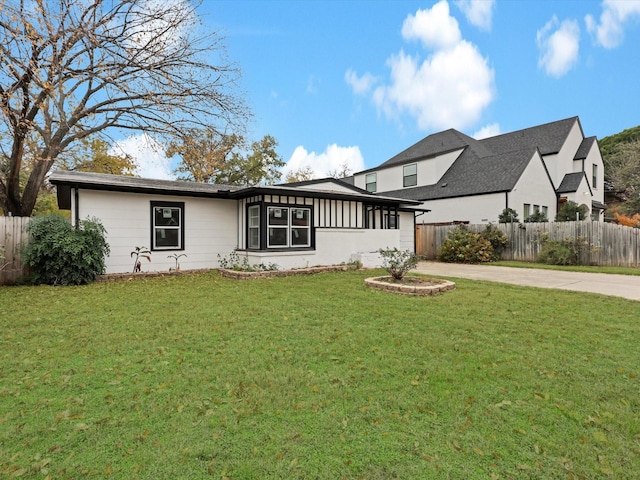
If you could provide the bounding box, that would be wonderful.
[351,117,606,224]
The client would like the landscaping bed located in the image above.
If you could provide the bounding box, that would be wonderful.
[365,275,456,295]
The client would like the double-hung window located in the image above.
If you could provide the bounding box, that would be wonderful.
[265,206,311,248]
[248,205,260,249]
[365,173,377,193]
[151,201,184,250]
[523,203,531,219]
[403,164,417,187]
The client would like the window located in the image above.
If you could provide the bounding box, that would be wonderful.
[542,206,548,217]
[592,164,598,189]
[365,173,377,193]
[248,205,260,249]
[384,213,398,229]
[403,164,417,187]
[151,201,184,250]
[534,205,540,213]
[266,206,312,248]
[523,203,530,219]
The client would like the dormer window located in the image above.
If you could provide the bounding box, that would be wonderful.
[365,173,377,193]
[403,164,417,187]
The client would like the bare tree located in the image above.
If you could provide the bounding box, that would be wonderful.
[0,0,249,216]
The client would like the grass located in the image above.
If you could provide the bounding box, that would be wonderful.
[1,270,638,479]
[491,261,640,276]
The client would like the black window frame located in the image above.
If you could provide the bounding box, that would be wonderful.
[150,201,185,251]
[403,163,417,187]
[246,202,315,251]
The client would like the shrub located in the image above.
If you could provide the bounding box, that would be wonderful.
[556,201,588,221]
[498,207,519,223]
[22,214,110,285]
[437,226,494,263]
[536,234,591,266]
[378,248,418,280]
[480,224,509,259]
[525,210,549,222]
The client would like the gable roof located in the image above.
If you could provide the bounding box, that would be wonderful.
[557,171,588,194]
[574,136,596,160]
[369,116,582,201]
[382,147,540,201]
[49,170,423,209]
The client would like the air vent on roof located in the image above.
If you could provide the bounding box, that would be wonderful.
[441,183,448,187]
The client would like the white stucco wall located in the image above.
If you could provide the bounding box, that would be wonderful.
[563,175,594,216]
[76,190,237,273]
[507,153,557,221]
[353,149,463,193]
[584,142,605,205]
[416,193,506,224]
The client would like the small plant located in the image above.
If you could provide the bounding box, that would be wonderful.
[168,253,187,271]
[217,251,278,272]
[22,214,110,286]
[378,247,418,280]
[498,207,519,223]
[131,246,151,272]
[536,233,592,266]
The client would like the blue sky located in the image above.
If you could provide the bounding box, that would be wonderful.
[124,0,640,179]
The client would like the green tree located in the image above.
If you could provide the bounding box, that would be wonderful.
[0,0,248,217]
[556,201,589,221]
[168,131,285,186]
[525,210,548,222]
[63,139,137,176]
[284,166,315,183]
[603,140,640,215]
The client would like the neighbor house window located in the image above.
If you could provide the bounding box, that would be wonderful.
[523,204,530,219]
[592,164,598,189]
[365,173,377,193]
[248,205,260,249]
[542,206,548,217]
[151,201,184,250]
[534,205,540,213]
[403,164,417,187]
[266,206,312,248]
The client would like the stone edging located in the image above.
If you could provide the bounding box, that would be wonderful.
[95,269,212,282]
[364,276,456,296]
[218,264,359,279]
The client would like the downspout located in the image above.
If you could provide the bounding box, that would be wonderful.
[74,187,80,228]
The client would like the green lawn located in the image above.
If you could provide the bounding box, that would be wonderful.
[1,270,638,479]
[492,261,640,276]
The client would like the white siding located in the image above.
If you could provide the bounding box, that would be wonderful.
[77,190,237,273]
[563,175,594,216]
[508,152,557,221]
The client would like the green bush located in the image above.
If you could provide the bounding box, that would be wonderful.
[556,201,588,221]
[498,207,519,223]
[437,226,494,263]
[525,210,549,222]
[537,239,578,265]
[481,224,509,259]
[378,248,418,280]
[22,214,110,285]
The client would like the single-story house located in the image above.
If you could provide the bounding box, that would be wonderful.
[350,116,606,223]
[50,171,424,274]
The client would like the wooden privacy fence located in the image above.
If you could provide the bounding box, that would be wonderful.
[0,216,30,285]
[416,221,640,268]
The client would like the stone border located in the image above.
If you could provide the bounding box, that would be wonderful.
[365,275,456,296]
[218,264,359,280]
[95,269,212,282]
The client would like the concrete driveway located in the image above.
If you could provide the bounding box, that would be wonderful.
[413,262,640,302]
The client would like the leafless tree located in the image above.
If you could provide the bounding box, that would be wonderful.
[0,0,249,216]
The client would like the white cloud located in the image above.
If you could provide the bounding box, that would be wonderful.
[111,134,173,180]
[455,0,495,31]
[345,69,377,95]
[585,0,640,48]
[373,41,494,131]
[351,1,494,132]
[537,16,580,77]
[283,144,365,179]
[401,0,461,49]
[472,123,501,139]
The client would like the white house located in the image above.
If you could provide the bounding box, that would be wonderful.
[351,117,606,224]
[50,171,423,274]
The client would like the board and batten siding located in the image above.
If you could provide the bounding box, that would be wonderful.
[76,189,237,273]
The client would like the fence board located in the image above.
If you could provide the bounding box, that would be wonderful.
[416,221,640,267]
[0,217,30,285]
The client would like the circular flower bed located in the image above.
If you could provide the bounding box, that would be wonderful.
[365,276,455,296]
